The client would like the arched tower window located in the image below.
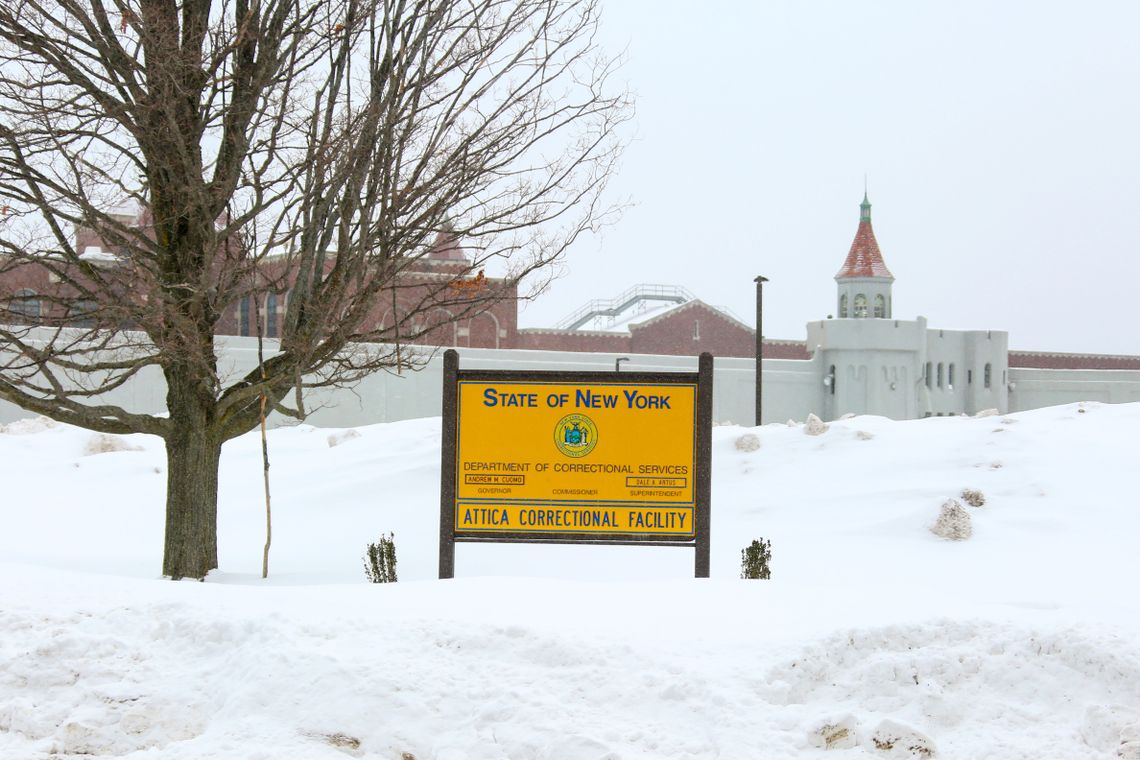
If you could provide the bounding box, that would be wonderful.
[937,362,944,388]
[839,294,848,318]
[853,294,868,318]
[948,364,955,390]
[873,294,885,318]
[984,363,992,389]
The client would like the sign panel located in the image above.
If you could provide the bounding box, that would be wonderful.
[438,351,713,578]
[455,381,697,527]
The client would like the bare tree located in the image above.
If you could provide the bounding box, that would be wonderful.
[0,0,629,578]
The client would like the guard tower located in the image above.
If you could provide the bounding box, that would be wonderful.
[835,193,894,319]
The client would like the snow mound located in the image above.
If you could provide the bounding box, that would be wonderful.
[804,413,829,436]
[807,715,859,749]
[869,718,936,757]
[764,621,1140,758]
[734,433,760,452]
[0,415,57,434]
[327,429,362,447]
[83,433,144,456]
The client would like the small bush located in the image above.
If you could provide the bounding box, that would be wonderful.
[931,499,972,541]
[363,533,398,583]
[741,538,772,579]
[960,488,986,507]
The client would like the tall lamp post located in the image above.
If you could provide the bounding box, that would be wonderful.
[754,275,768,426]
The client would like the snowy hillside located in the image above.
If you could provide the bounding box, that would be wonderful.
[2,402,1140,758]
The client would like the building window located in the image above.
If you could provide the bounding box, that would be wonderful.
[854,294,868,318]
[692,319,700,340]
[239,296,251,336]
[828,365,836,395]
[266,293,278,338]
[873,294,885,318]
[925,361,932,389]
[937,362,944,388]
[984,363,992,389]
[68,300,98,328]
[839,294,848,318]
[9,289,40,322]
[967,369,973,385]
[948,364,955,390]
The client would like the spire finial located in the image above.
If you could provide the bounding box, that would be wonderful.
[860,181,871,223]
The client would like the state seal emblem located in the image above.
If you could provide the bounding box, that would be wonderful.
[554,413,598,458]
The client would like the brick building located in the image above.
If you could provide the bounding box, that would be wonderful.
[0,213,519,349]
[2,197,1136,394]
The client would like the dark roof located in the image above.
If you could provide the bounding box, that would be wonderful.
[1009,351,1140,370]
[761,339,811,360]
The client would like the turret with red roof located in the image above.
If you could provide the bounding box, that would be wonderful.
[835,192,894,319]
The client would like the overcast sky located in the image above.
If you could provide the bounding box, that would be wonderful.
[517,0,1140,356]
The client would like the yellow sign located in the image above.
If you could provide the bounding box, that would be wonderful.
[455,504,694,535]
[455,381,697,536]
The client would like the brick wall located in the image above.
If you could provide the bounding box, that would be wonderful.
[628,302,754,358]
[514,329,631,353]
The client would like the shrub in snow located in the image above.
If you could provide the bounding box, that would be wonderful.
[808,716,859,750]
[363,532,398,583]
[839,412,856,420]
[734,433,761,452]
[974,408,999,418]
[325,733,361,752]
[960,489,985,508]
[328,429,362,447]
[804,413,829,436]
[83,433,143,456]
[856,430,874,441]
[786,419,797,427]
[931,498,972,541]
[741,538,772,579]
[867,719,936,757]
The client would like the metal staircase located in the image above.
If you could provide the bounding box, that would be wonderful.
[555,284,697,330]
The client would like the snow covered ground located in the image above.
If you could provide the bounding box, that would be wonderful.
[2,402,1140,758]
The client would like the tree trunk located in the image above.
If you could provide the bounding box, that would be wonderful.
[162,373,222,580]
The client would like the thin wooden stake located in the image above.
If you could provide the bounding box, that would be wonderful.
[260,389,271,579]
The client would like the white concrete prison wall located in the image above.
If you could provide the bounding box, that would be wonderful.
[1008,367,1140,411]
[0,328,825,429]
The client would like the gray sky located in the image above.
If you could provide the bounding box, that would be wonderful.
[518,0,1140,356]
